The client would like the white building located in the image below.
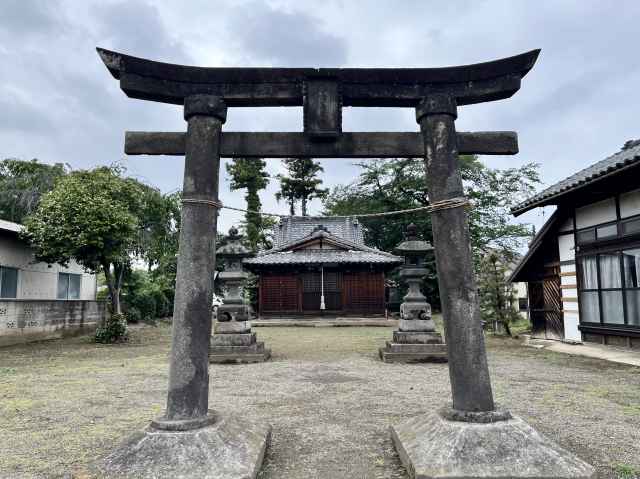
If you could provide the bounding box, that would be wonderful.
[510,141,640,348]
[0,219,104,346]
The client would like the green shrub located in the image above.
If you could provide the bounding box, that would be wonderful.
[95,313,128,343]
[122,270,174,323]
[126,306,142,324]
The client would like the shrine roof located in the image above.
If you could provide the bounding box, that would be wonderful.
[272,216,364,248]
[243,249,402,267]
[512,141,640,216]
[244,217,402,269]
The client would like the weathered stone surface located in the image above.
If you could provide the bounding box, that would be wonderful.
[214,321,251,334]
[164,96,225,422]
[125,131,520,157]
[97,412,271,479]
[208,352,272,364]
[383,342,447,355]
[391,412,595,479]
[418,94,495,411]
[209,337,271,364]
[210,342,265,354]
[379,343,447,363]
[393,331,443,344]
[399,318,434,332]
[211,332,256,347]
[217,304,251,322]
[97,47,539,107]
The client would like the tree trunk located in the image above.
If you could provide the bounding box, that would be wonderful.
[301,197,307,216]
[102,261,123,315]
[289,198,295,216]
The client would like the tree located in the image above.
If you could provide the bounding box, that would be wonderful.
[137,189,181,270]
[323,156,540,309]
[0,158,68,223]
[324,156,539,255]
[276,158,329,216]
[477,249,521,336]
[23,165,161,315]
[226,157,270,249]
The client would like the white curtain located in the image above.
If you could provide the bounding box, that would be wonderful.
[580,256,598,289]
[598,254,621,288]
[623,249,640,326]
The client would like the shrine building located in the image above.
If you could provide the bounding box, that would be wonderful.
[243,216,403,317]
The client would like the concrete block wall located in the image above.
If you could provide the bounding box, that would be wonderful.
[0,300,106,347]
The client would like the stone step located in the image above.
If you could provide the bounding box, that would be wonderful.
[214,321,251,334]
[393,331,444,344]
[209,342,266,355]
[209,350,271,364]
[379,347,448,363]
[211,332,257,347]
[384,342,448,354]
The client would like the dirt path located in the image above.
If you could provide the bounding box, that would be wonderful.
[0,324,639,478]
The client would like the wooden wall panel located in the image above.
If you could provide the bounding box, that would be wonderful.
[260,274,300,313]
[344,272,385,314]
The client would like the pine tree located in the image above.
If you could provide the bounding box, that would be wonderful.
[276,158,329,216]
[226,157,270,249]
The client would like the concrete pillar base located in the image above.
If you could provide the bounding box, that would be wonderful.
[96,411,270,479]
[391,410,594,478]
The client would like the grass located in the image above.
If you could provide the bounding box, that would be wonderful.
[614,464,640,479]
[0,320,638,478]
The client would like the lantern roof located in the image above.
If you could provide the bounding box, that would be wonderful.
[216,226,254,258]
[394,224,434,256]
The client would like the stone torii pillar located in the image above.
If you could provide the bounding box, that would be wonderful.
[164,94,225,424]
[389,94,595,478]
[417,94,494,411]
[99,95,271,479]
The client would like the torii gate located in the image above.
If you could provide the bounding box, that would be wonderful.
[96,49,594,479]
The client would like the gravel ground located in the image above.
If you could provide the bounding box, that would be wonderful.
[0,322,639,479]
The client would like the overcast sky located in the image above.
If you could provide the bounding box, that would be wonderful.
[1,0,639,234]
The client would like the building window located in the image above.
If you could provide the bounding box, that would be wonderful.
[623,248,640,326]
[576,214,640,245]
[622,217,640,235]
[518,297,528,311]
[0,266,18,298]
[57,273,81,300]
[578,249,640,327]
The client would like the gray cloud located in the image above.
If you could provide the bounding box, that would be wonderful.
[226,2,348,66]
[91,1,191,64]
[1,0,640,235]
[0,0,61,38]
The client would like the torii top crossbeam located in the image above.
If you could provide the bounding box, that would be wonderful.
[98,48,538,156]
[97,48,538,108]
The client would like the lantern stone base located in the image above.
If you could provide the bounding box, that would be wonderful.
[217,303,251,322]
[390,409,594,479]
[379,331,448,363]
[210,322,271,364]
[96,411,271,479]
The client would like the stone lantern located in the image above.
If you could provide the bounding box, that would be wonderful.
[379,224,447,362]
[210,226,271,363]
[216,226,253,322]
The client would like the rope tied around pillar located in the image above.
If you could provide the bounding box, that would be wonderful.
[181,198,224,209]
[183,196,470,219]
